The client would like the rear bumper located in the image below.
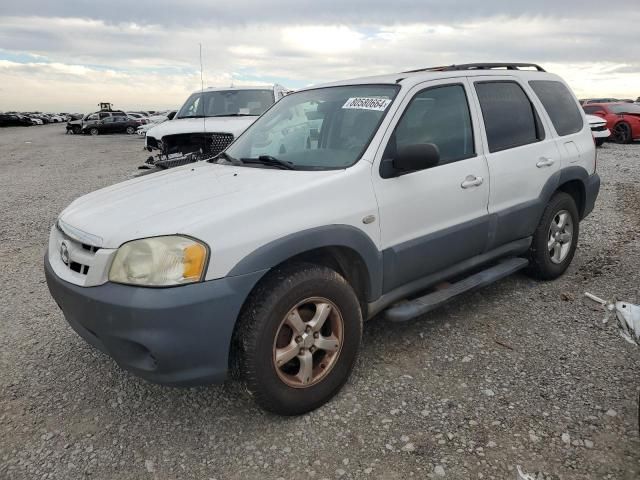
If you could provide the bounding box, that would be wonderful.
[45,254,265,386]
[583,172,601,219]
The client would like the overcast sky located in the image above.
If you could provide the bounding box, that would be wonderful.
[1,1,639,112]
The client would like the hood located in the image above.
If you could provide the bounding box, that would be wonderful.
[146,116,258,140]
[59,162,340,249]
[586,114,606,126]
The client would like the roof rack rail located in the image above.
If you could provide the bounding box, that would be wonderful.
[404,63,546,73]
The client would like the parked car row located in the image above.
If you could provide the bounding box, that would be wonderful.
[0,112,73,127]
[65,109,176,135]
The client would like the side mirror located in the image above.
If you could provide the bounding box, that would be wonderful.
[381,143,440,178]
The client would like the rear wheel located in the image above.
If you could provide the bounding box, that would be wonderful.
[526,192,579,280]
[613,122,632,144]
[89,128,99,136]
[236,263,362,415]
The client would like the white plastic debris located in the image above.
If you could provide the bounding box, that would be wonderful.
[516,465,537,480]
[585,292,640,346]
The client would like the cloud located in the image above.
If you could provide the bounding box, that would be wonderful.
[0,2,639,111]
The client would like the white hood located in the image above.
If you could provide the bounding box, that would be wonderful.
[59,162,341,249]
[146,116,258,140]
[586,114,606,126]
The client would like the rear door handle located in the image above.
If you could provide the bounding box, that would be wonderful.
[536,157,555,168]
[461,175,484,189]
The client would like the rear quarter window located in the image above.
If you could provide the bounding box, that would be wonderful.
[529,80,584,136]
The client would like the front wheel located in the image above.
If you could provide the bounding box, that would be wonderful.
[526,192,579,280]
[126,126,135,134]
[236,263,362,415]
[595,138,605,147]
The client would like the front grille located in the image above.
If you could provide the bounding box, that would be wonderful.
[55,227,100,277]
[209,133,234,156]
[146,136,158,149]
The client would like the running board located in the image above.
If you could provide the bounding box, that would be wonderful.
[384,257,529,322]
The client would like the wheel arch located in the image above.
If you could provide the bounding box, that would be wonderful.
[227,225,383,304]
[543,166,590,220]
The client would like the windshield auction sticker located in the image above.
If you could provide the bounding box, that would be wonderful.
[342,97,392,111]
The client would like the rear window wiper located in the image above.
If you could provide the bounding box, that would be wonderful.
[210,151,244,166]
[240,155,295,170]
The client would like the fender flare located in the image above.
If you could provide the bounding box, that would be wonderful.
[227,225,384,301]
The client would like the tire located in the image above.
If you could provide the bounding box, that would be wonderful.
[236,263,363,415]
[526,192,579,280]
[72,125,81,134]
[613,122,632,144]
[89,128,99,136]
[595,138,605,147]
[126,126,135,134]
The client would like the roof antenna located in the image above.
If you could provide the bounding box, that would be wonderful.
[199,43,206,148]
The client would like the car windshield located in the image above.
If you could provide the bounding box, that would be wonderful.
[609,104,640,114]
[176,89,275,119]
[224,85,400,170]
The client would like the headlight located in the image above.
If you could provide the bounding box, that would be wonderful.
[109,236,208,287]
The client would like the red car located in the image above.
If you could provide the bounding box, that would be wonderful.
[582,103,640,144]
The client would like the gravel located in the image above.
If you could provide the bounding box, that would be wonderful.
[1,124,639,479]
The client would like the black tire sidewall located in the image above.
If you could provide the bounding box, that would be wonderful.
[614,122,631,144]
[240,265,362,415]
[528,192,579,279]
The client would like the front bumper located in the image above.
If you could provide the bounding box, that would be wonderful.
[583,172,601,219]
[45,254,265,386]
[591,128,611,139]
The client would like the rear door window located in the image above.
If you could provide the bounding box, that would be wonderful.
[529,80,583,136]
[475,81,544,153]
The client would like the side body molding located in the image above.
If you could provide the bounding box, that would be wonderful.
[227,225,384,302]
[486,166,593,251]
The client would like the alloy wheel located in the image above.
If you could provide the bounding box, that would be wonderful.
[272,297,344,388]
[613,123,631,144]
[548,209,573,264]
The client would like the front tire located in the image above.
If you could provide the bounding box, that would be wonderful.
[236,263,363,415]
[526,192,579,280]
[126,126,135,134]
[595,138,605,147]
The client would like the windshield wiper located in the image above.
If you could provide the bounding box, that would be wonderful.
[210,151,244,166]
[240,155,295,170]
[209,113,257,117]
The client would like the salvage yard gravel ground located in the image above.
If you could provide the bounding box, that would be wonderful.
[0,124,639,479]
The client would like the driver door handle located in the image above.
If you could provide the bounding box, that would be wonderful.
[536,157,555,168]
[461,175,484,189]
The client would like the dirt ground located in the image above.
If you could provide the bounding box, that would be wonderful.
[0,124,639,480]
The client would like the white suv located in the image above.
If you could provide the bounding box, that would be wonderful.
[45,63,600,415]
[144,85,289,168]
